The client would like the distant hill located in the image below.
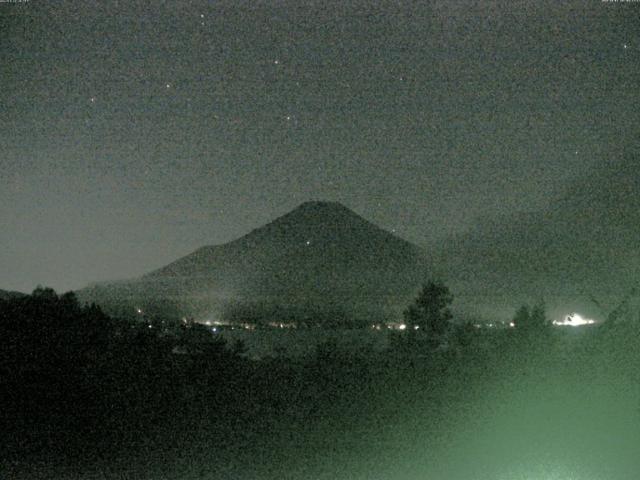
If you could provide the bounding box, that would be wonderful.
[438,148,640,321]
[80,201,431,325]
[0,289,26,301]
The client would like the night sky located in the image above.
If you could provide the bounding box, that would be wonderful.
[1,0,638,293]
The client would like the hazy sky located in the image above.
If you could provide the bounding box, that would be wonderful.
[1,0,638,292]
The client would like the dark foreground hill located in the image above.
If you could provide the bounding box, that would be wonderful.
[4,287,640,480]
[438,148,640,321]
[80,201,430,325]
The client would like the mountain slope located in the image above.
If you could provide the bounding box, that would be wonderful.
[81,201,430,323]
[0,289,26,301]
[438,148,640,321]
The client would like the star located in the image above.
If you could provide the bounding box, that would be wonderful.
[90,97,96,103]
[623,43,628,50]
[166,83,171,89]
[274,59,280,65]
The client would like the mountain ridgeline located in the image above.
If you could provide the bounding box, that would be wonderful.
[80,201,430,325]
[438,150,640,321]
[0,289,26,301]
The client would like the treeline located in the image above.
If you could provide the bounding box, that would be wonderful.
[0,287,247,468]
[1,285,639,479]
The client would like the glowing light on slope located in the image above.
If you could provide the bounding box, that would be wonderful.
[553,312,596,327]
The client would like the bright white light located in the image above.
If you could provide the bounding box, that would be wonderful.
[399,324,407,330]
[553,312,596,327]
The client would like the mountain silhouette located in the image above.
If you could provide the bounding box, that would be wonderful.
[0,289,25,301]
[81,201,430,324]
[438,147,640,321]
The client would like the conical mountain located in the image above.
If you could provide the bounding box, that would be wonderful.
[81,201,430,324]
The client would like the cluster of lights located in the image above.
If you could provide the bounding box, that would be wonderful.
[553,313,596,327]
[267,322,297,329]
[472,322,512,329]
[371,323,420,331]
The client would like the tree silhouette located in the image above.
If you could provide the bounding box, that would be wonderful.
[512,304,531,329]
[403,280,453,348]
[512,301,549,333]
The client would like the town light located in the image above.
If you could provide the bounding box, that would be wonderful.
[553,312,596,327]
